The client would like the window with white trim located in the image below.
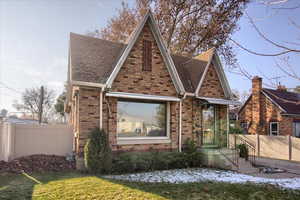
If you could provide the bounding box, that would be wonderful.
[269,122,279,136]
[117,99,169,138]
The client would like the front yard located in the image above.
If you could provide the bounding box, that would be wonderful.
[1,171,300,200]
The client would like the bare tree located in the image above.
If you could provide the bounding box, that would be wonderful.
[13,87,55,122]
[229,1,300,84]
[97,0,249,66]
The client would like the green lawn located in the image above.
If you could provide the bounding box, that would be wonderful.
[0,172,299,200]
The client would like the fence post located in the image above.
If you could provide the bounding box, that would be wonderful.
[234,134,236,148]
[7,123,16,161]
[257,134,260,157]
[288,136,292,161]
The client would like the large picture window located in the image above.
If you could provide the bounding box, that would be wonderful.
[117,100,167,138]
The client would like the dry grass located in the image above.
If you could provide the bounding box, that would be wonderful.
[0,172,300,200]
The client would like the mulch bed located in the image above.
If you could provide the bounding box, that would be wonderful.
[0,154,75,174]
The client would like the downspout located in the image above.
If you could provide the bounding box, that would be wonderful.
[179,100,182,152]
[227,105,229,148]
[179,93,187,152]
[99,89,103,129]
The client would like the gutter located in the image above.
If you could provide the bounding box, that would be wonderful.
[281,113,300,117]
[71,81,105,88]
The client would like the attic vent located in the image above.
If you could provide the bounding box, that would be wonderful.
[142,40,152,71]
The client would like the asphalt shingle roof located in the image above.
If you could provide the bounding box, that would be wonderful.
[69,33,209,92]
[263,88,300,115]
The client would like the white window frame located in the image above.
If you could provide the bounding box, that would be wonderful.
[269,122,279,136]
[117,100,171,145]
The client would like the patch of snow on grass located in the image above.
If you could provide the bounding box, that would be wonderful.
[104,168,300,190]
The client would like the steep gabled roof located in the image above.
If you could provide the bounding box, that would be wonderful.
[194,48,233,99]
[69,32,208,93]
[263,88,300,115]
[171,54,207,93]
[68,12,232,96]
[105,10,185,94]
[69,33,126,83]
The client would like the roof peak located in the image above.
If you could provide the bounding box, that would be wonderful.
[193,47,215,62]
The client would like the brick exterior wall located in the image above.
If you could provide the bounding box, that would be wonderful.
[77,87,101,155]
[111,22,177,97]
[239,78,300,136]
[198,64,226,98]
[70,21,230,156]
[181,97,228,147]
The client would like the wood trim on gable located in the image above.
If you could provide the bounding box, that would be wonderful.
[105,10,185,94]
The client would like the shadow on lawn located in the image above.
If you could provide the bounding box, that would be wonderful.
[1,171,300,200]
[0,171,81,200]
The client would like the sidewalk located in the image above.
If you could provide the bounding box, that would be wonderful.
[255,157,300,175]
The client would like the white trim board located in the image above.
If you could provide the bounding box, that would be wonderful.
[105,10,185,94]
[195,48,215,96]
[197,96,241,105]
[261,90,286,113]
[71,81,105,88]
[106,92,181,102]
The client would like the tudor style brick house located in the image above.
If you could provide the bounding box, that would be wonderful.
[239,76,300,137]
[65,11,239,158]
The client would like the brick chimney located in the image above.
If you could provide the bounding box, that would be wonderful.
[251,76,262,133]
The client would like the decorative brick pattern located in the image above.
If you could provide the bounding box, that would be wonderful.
[111,22,177,96]
[198,64,225,98]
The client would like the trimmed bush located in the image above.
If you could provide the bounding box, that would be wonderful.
[84,128,112,174]
[237,144,249,160]
[183,138,197,154]
[112,151,202,174]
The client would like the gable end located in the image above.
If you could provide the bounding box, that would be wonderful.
[106,10,185,94]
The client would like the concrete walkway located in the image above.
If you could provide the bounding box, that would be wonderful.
[255,157,300,175]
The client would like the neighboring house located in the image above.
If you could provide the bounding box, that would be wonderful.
[239,76,300,137]
[3,116,40,124]
[65,11,239,157]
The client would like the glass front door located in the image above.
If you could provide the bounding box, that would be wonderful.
[202,104,216,145]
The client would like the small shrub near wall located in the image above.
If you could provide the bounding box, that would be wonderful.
[111,139,202,174]
[84,128,112,174]
[237,144,249,160]
[84,130,202,174]
[111,151,202,174]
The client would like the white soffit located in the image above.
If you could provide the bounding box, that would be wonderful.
[198,97,241,105]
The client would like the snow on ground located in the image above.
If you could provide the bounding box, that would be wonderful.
[104,168,300,190]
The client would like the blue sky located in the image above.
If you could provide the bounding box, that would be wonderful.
[0,0,299,113]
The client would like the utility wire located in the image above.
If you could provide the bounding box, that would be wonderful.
[0,81,23,94]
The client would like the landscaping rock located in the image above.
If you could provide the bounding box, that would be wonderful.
[0,154,75,174]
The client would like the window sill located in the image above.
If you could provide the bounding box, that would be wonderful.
[117,137,171,145]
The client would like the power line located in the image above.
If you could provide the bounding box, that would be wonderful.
[0,81,23,94]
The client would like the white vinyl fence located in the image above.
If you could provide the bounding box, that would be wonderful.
[229,134,300,162]
[0,123,73,162]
